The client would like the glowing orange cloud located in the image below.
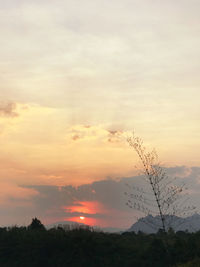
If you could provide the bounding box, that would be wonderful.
[64,201,104,215]
[64,201,136,228]
[63,201,105,226]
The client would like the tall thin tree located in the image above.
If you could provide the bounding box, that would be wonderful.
[125,133,195,232]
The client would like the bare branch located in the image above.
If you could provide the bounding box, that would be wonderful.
[126,133,195,232]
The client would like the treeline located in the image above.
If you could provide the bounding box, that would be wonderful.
[0,218,200,266]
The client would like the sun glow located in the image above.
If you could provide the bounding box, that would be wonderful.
[80,216,85,220]
[67,216,97,226]
[65,201,104,214]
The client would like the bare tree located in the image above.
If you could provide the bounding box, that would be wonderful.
[125,133,195,232]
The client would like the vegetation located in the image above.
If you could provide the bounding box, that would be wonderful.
[126,133,195,232]
[0,218,200,266]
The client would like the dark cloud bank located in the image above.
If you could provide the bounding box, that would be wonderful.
[2,166,200,227]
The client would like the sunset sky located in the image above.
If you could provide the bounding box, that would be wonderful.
[1,0,200,229]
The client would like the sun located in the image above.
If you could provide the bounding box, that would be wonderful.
[80,216,85,220]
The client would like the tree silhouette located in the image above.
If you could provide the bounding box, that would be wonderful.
[126,133,195,232]
[28,217,45,230]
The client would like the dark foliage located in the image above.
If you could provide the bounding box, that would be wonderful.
[28,218,45,230]
[0,220,200,266]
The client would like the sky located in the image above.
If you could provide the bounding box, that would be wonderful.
[0,0,200,228]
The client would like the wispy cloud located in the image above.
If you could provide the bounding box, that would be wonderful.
[68,124,126,144]
[0,102,18,117]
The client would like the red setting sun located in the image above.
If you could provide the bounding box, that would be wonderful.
[64,201,105,226]
[67,216,97,226]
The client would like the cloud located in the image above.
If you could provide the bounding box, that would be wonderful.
[0,181,38,210]
[107,130,124,143]
[0,119,133,187]
[6,165,196,228]
[72,134,80,141]
[18,177,133,227]
[0,102,18,117]
[68,124,126,144]
[0,0,200,165]
[0,165,200,227]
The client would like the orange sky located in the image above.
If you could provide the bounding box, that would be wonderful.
[0,0,200,228]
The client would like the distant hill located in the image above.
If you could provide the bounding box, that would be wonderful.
[46,214,200,234]
[46,221,124,233]
[127,213,200,233]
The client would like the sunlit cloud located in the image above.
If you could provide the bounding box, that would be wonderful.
[67,124,126,144]
[0,0,200,228]
[0,166,195,228]
[0,102,18,117]
[64,201,104,215]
